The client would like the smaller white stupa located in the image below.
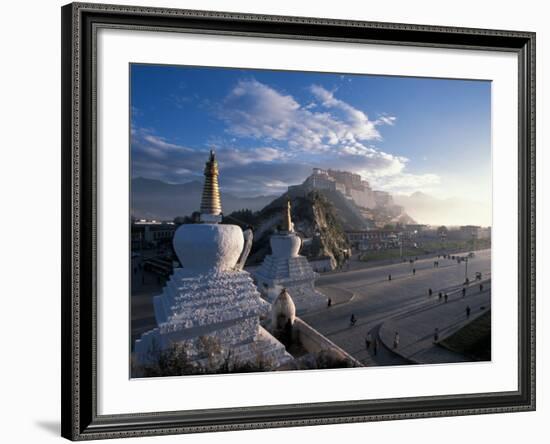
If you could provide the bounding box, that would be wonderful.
[134,151,292,371]
[255,201,327,314]
[272,288,296,332]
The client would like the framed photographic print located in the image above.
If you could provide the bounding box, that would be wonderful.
[61,2,536,440]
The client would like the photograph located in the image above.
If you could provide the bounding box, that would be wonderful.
[130,64,493,378]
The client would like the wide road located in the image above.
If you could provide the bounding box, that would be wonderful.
[301,249,491,366]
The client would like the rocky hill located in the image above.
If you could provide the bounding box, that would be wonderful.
[288,187,371,231]
[224,191,350,268]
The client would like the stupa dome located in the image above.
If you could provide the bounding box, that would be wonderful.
[270,234,301,258]
[173,223,244,273]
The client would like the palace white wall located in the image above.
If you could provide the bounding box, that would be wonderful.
[0,1,547,443]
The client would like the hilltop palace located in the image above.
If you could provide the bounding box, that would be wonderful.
[289,168,394,210]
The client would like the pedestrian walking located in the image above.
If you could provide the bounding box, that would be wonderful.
[438,292,442,301]
[479,283,484,292]
[413,268,416,275]
[388,274,392,281]
[350,314,357,326]
[327,298,332,308]
[393,331,400,349]
[365,332,372,349]
[433,327,439,343]
[428,288,433,297]
[462,287,466,298]
[466,305,471,318]
[444,293,448,303]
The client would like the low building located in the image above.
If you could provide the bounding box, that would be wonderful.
[131,220,176,250]
[458,225,482,240]
[345,229,400,251]
[478,226,491,240]
[405,224,429,233]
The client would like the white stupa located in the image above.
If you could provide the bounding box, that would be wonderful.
[255,201,328,314]
[134,151,292,371]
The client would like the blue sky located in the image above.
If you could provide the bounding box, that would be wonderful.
[131,64,491,206]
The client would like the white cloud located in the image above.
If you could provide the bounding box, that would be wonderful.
[219,80,385,153]
[218,146,291,166]
[309,84,381,140]
[374,115,397,126]
[131,126,298,192]
[215,79,440,195]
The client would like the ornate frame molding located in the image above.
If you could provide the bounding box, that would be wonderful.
[61,2,535,440]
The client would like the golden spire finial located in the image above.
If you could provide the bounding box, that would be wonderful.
[281,199,293,232]
[200,150,222,223]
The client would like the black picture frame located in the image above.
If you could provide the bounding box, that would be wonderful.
[61,2,536,440]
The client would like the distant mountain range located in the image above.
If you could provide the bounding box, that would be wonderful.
[131,177,277,220]
[393,191,491,226]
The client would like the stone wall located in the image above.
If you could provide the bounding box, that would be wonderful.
[293,318,361,366]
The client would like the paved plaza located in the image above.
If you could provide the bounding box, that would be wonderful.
[302,249,492,366]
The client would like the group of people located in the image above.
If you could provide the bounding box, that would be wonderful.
[429,281,485,303]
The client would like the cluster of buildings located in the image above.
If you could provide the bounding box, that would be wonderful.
[345,224,491,252]
[346,229,401,251]
[134,152,355,374]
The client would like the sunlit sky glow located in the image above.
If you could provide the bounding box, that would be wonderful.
[131,64,492,217]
